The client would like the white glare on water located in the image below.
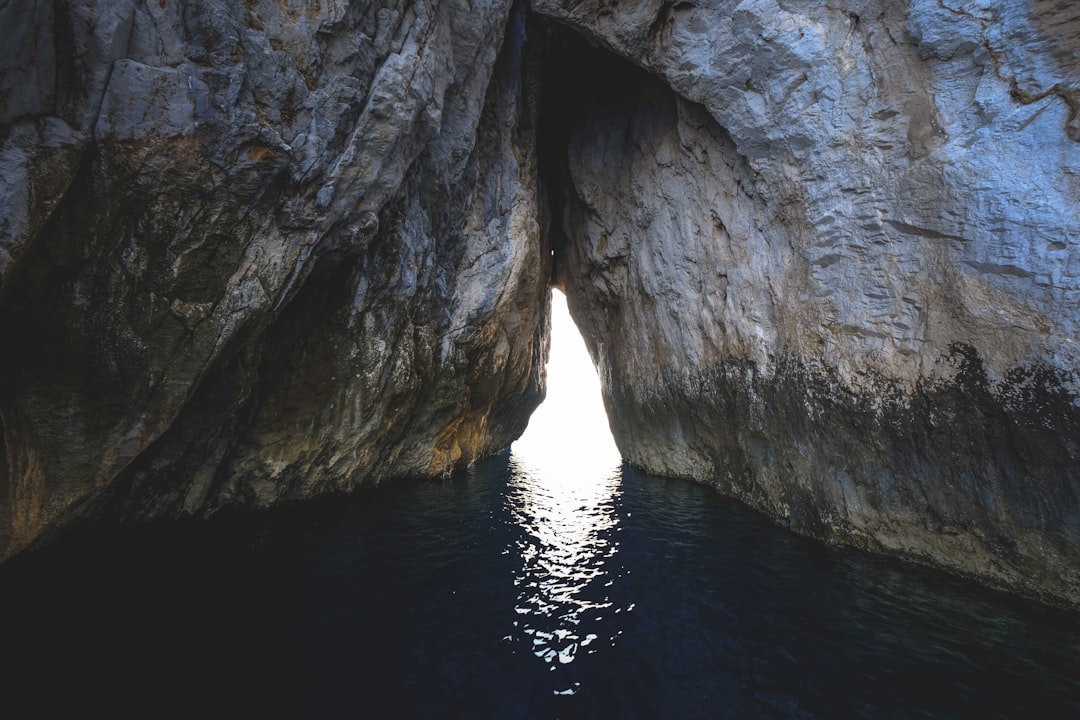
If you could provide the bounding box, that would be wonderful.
[508,290,625,682]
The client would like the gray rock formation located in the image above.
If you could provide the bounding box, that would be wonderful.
[0,0,548,556]
[539,1,1080,606]
[2,0,1079,607]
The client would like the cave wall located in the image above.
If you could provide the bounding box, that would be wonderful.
[0,0,548,556]
[540,2,1080,606]
[2,0,1079,608]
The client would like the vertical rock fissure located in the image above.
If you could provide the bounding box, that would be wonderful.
[533,20,649,295]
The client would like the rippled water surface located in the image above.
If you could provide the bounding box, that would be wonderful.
[3,456,1080,718]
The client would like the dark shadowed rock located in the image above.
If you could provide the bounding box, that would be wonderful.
[0,0,548,557]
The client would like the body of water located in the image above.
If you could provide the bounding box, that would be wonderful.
[2,453,1080,718]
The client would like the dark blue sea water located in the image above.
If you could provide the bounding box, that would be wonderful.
[2,452,1080,718]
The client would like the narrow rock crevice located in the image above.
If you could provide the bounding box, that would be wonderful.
[533,20,649,292]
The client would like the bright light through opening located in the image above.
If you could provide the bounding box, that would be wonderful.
[511,289,621,475]
[506,289,625,681]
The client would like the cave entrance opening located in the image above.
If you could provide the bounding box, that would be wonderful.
[512,19,649,476]
[505,288,621,679]
[511,288,620,476]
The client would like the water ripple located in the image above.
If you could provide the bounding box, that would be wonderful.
[505,453,625,684]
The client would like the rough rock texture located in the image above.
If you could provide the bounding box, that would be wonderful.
[0,0,548,557]
[539,2,1080,606]
[2,0,1079,608]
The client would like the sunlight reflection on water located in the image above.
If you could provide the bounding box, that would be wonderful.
[508,290,625,695]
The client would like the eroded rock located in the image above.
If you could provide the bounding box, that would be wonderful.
[1,0,1078,609]
[539,4,1080,606]
[0,0,548,556]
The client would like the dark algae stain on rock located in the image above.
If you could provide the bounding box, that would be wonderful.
[605,346,1080,608]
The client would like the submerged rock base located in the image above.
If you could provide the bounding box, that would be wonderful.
[605,352,1080,606]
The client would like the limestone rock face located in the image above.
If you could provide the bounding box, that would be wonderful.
[2,0,1079,608]
[539,2,1080,605]
[0,0,548,556]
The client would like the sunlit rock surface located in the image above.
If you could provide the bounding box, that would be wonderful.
[542,2,1080,605]
[0,0,548,557]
